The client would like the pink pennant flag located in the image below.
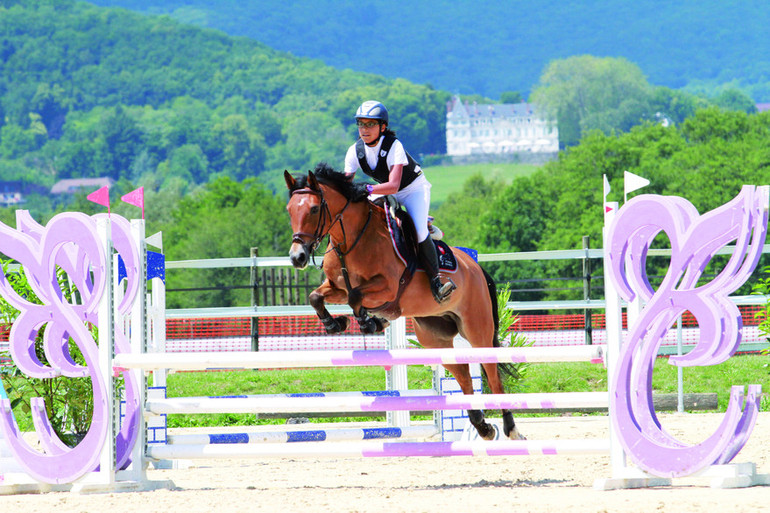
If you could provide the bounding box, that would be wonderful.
[121,187,145,219]
[87,186,110,214]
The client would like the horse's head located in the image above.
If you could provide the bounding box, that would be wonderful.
[285,170,327,269]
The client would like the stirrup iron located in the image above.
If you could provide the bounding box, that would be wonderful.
[430,276,456,303]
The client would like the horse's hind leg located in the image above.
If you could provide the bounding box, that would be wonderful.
[443,362,497,440]
[482,362,525,440]
[414,317,497,441]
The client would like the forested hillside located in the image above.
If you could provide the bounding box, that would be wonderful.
[0,0,447,195]
[3,0,770,310]
[89,0,770,102]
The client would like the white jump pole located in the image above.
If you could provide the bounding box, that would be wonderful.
[167,424,438,445]
[147,438,611,460]
[144,391,610,415]
[113,345,603,372]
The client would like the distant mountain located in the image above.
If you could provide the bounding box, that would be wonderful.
[87,0,770,101]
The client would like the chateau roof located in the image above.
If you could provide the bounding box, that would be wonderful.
[447,95,535,119]
[50,177,114,194]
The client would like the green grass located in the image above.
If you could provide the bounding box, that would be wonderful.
[162,353,770,428]
[422,162,540,205]
[521,355,770,411]
[163,365,436,427]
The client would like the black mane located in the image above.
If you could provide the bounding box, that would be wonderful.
[291,162,369,202]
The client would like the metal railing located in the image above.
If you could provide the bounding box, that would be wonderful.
[165,244,770,318]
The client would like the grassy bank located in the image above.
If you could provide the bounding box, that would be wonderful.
[422,162,540,205]
[163,353,769,428]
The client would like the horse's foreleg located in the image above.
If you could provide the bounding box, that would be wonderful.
[348,276,390,334]
[482,362,525,440]
[309,281,349,334]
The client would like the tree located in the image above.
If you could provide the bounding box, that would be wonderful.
[713,88,758,114]
[0,122,40,159]
[30,83,69,139]
[213,114,267,180]
[99,106,145,180]
[160,144,208,184]
[431,173,504,247]
[649,86,709,126]
[160,176,291,308]
[530,56,653,147]
[500,91,522,104]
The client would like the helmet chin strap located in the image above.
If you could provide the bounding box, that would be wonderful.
[365,123,384,147]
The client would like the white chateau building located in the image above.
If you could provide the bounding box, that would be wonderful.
[445,96,559,156]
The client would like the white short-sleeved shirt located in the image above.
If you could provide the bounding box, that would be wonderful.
[344,136,412,180]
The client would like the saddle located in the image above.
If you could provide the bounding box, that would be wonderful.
[366,198,459,318]
[377,197,459,273]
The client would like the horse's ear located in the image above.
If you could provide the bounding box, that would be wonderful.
[307,171,320,191]
[284,170,297,191]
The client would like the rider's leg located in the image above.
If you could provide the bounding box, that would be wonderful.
[418,236,455,303]
[395,176,455,303]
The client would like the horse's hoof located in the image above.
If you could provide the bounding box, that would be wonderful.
[359,319,378,334]
[372,317,389,332]
[335,316,349,332]
[507,426,526,440]
[322,315,349,334]
[478,423,498,441]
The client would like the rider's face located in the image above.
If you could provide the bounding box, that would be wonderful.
[357,118,384,145]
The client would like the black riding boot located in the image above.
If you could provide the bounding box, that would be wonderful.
[417,237,456,303]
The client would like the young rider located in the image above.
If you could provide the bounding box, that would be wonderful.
[344,100,455,303]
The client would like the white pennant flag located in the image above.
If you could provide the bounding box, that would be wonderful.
[624,171,650,201]
[603,174,613,213]
[145,231,163,251]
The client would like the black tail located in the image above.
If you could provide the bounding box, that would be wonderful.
[481,267,518,380]
[481,266,500,347]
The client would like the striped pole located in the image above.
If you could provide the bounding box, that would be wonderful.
[167,425,438,445]
[114,345,604,372]
[147,439,611,460]
[146,391,609,415]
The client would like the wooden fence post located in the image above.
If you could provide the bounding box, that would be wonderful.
[250,247,259,351]
[583,235,592,345]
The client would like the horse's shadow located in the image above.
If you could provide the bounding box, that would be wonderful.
[420,478,570,490]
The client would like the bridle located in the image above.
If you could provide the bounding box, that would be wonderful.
[290,186,373,261]
[290,188,332,253]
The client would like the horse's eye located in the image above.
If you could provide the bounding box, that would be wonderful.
[310,206,320,215]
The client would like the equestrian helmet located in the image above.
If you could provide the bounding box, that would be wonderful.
[355,101,388,124]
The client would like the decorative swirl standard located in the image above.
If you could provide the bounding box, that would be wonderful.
[606,186,768,478]
[0,212,142,484]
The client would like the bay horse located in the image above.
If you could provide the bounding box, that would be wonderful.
[284,163,524,441]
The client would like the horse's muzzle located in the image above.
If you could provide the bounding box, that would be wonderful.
[289,242,309,269]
